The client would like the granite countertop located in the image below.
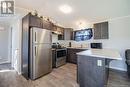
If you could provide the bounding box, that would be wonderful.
[77,49,122,60]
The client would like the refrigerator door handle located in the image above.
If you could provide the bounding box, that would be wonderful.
[35,32,37,42]
[35,46,37,56]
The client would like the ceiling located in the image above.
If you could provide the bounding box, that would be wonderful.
[2,0,130,28]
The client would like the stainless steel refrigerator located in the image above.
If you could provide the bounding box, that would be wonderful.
[30,27,52,80]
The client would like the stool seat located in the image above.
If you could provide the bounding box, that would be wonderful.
[126,60,130,65]
[125,49,130,79]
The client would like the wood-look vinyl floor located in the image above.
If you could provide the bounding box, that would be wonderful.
[0,63,130,87]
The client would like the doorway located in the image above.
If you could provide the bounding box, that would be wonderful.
[0,23,13,71]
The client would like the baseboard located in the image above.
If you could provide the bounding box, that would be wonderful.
[0,61,11,64]
[18,72,22,75]
[109,66,127,72]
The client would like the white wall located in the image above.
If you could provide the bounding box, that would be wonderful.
[11,19,22,74]
[100,16,130,71]
[9,7,30,74]
[0,23,10,64]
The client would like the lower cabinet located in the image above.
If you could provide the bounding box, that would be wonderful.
[67,48,87,64]
[77,55,111,87]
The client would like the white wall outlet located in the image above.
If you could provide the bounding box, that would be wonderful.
[97,60,102,66]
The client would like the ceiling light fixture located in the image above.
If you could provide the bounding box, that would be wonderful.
[59,5,72,14]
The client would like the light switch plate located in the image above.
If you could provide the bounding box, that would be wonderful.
[97,60,102,66]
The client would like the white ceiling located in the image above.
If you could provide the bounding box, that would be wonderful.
[2,0,130,28]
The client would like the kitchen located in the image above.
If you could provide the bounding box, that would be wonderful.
[21,12,129,87]
[0,0,130,87]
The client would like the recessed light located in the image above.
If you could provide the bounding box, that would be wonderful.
[59,5,72,14]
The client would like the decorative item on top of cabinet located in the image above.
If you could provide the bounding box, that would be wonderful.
[94,21,109,39]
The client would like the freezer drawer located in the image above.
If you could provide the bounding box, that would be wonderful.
[31,27,51,44]
[30,44,52,80]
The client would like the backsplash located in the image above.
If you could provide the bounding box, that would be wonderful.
[52,33,103,48]
[55,40,93,48]
[52,34,102,48]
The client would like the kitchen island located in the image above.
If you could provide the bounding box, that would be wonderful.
[77,49,122,87]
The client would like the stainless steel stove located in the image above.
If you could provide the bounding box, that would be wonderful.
[52,43,67,68]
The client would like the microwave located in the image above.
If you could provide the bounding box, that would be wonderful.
[91,43,102,49]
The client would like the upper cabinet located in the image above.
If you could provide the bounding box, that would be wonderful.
[52,25,64,40]
[57,26,64,35]
[43,20,53,30]
[64,28,73,40]
[29,14,43,28]
[25,13,53,29]
[93,22,109,39]
[57,26,64,40]
[52,25,73,40]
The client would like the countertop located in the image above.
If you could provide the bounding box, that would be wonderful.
[77,49,122,60]
[51,48,56,51]
[66,47,88,50]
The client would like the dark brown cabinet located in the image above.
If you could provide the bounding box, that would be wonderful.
[94,22,109,39]
[57,26,64,40]
[52,25,64,40]
[29,14,43,28]
[64,28,73,40]
[77,55,111,87]
[67,48,87,64]
[43,20,53,30]
[52,25,73,40]
[24,13,53,29]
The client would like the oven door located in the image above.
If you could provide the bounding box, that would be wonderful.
[56,49,66,67]
[56,49,66,58]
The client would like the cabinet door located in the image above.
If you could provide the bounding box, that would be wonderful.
[94,22,108,39]
[67,49,72,62]
[101,22,109,39]
[78,56,106,87]
[67,49,87,64]
[57,26,64,40]
[43,20,53,30]
[52,25,57,31]
[94,23,101,39]
[70,51,77,64]
[29,15,43,28]
[64,28,73,40]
